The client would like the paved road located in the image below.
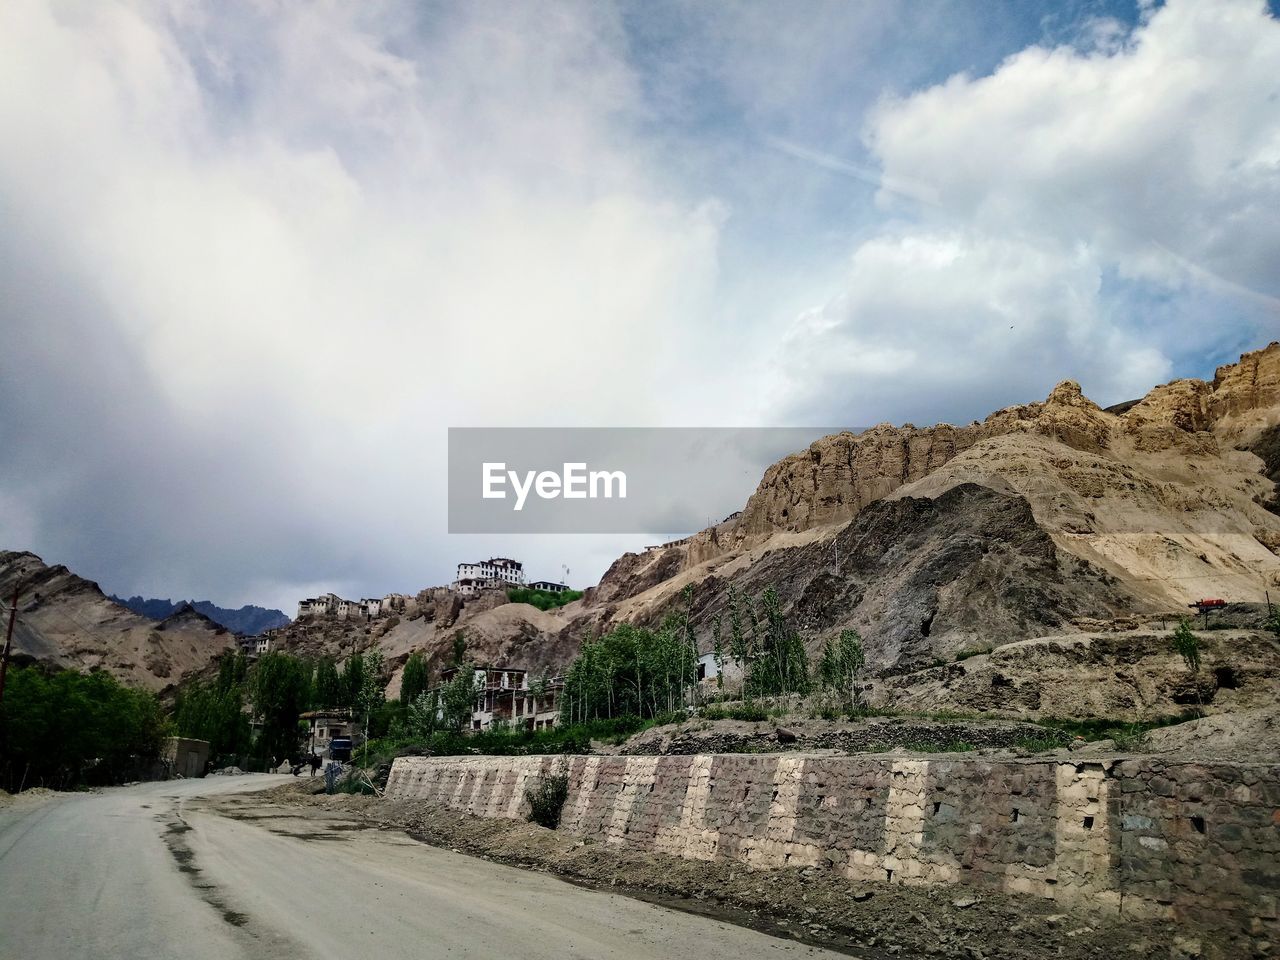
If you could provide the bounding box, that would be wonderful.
[0,776,845,960]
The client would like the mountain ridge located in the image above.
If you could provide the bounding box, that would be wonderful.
[108,595,290,636]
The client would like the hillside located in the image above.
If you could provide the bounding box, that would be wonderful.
[265,341,1280,709]
[109,595,290,635]
[576,343,1280,658]
[12,343,1280,704]
[0,551,237,692]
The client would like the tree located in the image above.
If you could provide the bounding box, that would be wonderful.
[356,651,386,742]
[250,652,311,764]
[1,665,168,791]
[727,585,751,698]
[749,588,810,698]
[314,657,342,709]
[1172,618,1204,712]
[711,614,725,690]
[175,657,251,764]
[451,631,467,667]
[818,629,866,712]
[400,652,428,706]
[406,691,438,739]
[340,653,365,709]
[439,665,479,733]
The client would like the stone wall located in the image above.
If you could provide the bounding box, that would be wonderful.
[386,753,1279,936]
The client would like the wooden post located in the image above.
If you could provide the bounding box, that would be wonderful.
[0,587,20,704]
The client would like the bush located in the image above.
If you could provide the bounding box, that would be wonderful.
[506,588,584,611]
[525,771,570,829]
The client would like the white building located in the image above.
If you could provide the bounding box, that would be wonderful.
[527,580,571,593]
[297,593,339,618]
[456,557,525,586]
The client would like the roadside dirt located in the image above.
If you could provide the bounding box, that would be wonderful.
[226,781,1234,960]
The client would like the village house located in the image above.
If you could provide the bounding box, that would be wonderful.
[527,580,570,593]
[296,592,405,621]
[237,633,273,657]
[433,665,562,732]
[300,709,356,757]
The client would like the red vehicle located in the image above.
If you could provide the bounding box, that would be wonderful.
[1188,598,1227,609]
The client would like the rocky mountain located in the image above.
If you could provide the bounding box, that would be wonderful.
[576,343,1280,650]
[275,341,1280,698]
[22,342,1279,702]
[0,551,238,692]
[108,595,290,635]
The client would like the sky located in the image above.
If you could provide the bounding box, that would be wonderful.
[1,0,1279,614]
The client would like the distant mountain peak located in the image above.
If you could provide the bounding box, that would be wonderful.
[109,595,290,636]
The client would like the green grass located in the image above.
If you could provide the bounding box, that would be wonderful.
[700,704,770,722]
[954,647,994,661]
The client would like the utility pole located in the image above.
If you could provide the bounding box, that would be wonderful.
[0,587,19,705]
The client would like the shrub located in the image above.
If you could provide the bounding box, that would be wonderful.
[525,771,570,829]
[700,703,769,722]
[507,588,584,611]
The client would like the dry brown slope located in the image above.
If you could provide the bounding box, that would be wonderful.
[0,551,237,692]
[585,344,1280,632]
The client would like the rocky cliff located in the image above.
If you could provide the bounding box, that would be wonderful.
[567,342,1280,669]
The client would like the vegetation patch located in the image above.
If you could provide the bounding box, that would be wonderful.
[525,770,570,829]
[506,587,584,610]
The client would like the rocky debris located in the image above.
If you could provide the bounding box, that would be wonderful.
[1142,705,1280,761]
[869,628,1280,723]
[618,716,1069,756]
[212,766,245,776]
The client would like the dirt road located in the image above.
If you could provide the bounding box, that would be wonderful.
[0,776,847,960]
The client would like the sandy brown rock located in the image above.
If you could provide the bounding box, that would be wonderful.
[0,551,236,692]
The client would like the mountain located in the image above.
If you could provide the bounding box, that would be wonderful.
[265,341,1280,701]
[108,595,290,636]
[0,552,239,692]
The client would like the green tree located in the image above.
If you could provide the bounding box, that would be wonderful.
[749,588,810,698]
[1,665,168,791]
[400,652,428,706]
[451,631,467,667]
[1172,618,1204,711]
[174,658,251,764]
[439,665,479,733]
[250,652,311,764]
[406,691,438,739]
[711,614,725,690]
[356,651,386,741]
[818,629,866,712]
[727,585,752,698]
[340,653,365,709]
[314,657,342,709]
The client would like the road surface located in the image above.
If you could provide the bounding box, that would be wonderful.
[0,776,847,960]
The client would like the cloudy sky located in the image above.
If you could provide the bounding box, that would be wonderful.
[2,0,1278,614]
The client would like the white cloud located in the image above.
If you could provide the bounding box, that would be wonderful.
[771,0,1280,426]
[0,0,726,607]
